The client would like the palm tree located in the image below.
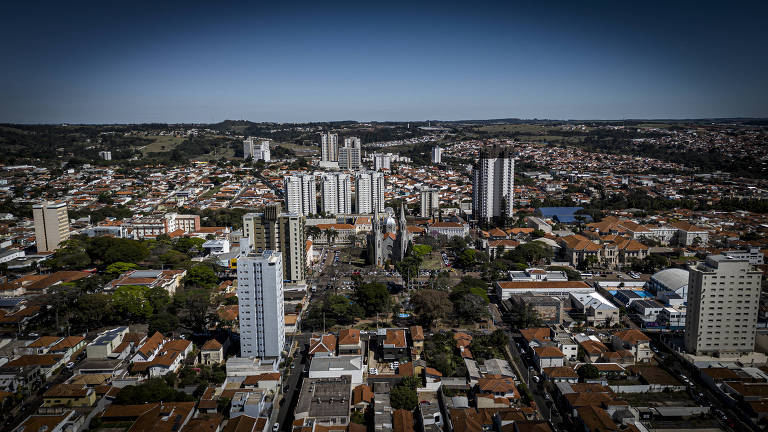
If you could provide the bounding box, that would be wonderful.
[307,225,321,240]
[328,229,338,245]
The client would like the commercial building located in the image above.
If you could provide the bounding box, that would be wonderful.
[472,146,515,222]
[723,247,764,265]
[338,137,362,169]
[419,186,439,218]
[321,133,339,163]
[131,213,200,238]
[243,137,271,162]
[243,204,306,284]
[238,250,285,358]
[685,255,762,356]
[284,174,317,216]
[355,171,385,214]
[431,145,442,164]
[495,280,593,301]
[33,201,70,252]
[321,173,352,215]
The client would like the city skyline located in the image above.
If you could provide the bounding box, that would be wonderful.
[2,1,767,124]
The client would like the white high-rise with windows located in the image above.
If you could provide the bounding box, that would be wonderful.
[685,255,762,356]
[33,201,70,252]
[238,249,285,358]
[372,153,391,171]
[432,146,442,164]
[355,171,385,214]
[321,133,339,162]
[338,137,362,169]
[243,137,271,162]
[420,187,440,218]
[472,147,515,222]
[284,174,316,216]
[321,173,352,215]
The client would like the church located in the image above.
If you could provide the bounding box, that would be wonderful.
[368,205,412,267]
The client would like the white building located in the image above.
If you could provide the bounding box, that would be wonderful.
[243,137,271,162]
[284,174,317,216]
[339,137,362,170]
[508,268,568,282]
[321,133,339,163]
[98,151,112,161]
[472,147,515,222]
[419,187,439,218]
[685,255,762,356]
[426,221,469,238]
[321,173,352,215]
[372,153,391,171]
[723,247,764,265]
[238,250,285,359]
[355,171,385,214]
[33,201,70,252]
[431,146,442,164]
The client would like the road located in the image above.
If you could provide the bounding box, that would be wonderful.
[276,333,310,431]
[505,332,560,426]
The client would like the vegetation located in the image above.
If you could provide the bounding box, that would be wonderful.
[113,378,193,405]
[423,332,467,377]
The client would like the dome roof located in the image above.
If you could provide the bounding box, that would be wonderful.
[651,268,689,290]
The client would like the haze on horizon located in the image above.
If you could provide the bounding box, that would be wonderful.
[1,0,767,124]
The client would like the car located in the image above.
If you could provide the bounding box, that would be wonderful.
[66,362,75,369]
[291,363,296,369]
[273,423,280,432]
[532,376,540,383]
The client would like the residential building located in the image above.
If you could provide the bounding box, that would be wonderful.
[98,150,112,160]
[611,329,653,363]
[372,153,391,171]
[243,204,306,284]
[243,137,271,161]
[419,187,439,218]
[294,376,351,426]
[200,339,224,365]
[321,132,339,163]
[472,146,514,222]
[238,250,285,358]
[570,292,620,326]
[431,145,442,164]
[321,172,352,215]
[685,255,762,356]
[284,174,317,216]
[132,213,200,238]
[723,246,764,265]
[33,201,70,252]
[339,137,362,169]
[355,171,385,214]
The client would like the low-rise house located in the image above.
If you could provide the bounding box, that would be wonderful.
[12,410,83,432]
[578,339,609,363]
[308,333,337,357]
[106,269,187,295]
[476,375,521,402]
[308,355,364,385]
[42,384,97,407]
[200,339,224,365]
[87,326,129,359]
[0,364,41,392]
[380,328,408,361]
[49,336,87,359]
[338,329,362,355]
[131,331,167,363]
[242,372,281,393]
[352,384,373,412]
[410,326,424,355]
[569,292,620,326]
[5,354,64,380]
[611,330,652,364]
[533,346,565,370]
[542,366,579,383]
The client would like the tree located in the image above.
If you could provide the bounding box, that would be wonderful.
[307,225,321,240]
[102,239,150,264]
[146,286,171,312]
[453,294,489,324]
[112,285,153,321]
[185,264,218,288]
[577,364,600,380]
[149,312,180,334]
[390,383,417,410]
[456,249,477,269]
[411,244,432,259]
[353,282,390,317]
[411,290,453,327]
[105,262,139,279]
[175,288,212,330]
[451,277,489,302]
[113,379,193,405]
[395,255,421,287]
[508,302,543,329]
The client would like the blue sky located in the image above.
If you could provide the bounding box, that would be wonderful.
[1,1,766,123]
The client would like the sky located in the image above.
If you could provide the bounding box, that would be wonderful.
[1,0,767,123]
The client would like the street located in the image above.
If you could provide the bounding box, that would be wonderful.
[275,333,309,431]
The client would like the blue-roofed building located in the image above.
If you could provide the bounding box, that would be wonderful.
[535,207,592,224]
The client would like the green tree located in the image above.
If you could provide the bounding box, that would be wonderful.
[577,364,600,380]
[411,244,432,259]
[456,249,477,269]
[395,255,422,287]
[390,384,417,410]
[184,264,218,288]
[104,262,139,279]
[353,282,390,317]
[411,290,453,328]
[453,294,489,324]
[113,379,193,404]
[112,285,153,321]
[102,239,150,264]
[307,225,321,240]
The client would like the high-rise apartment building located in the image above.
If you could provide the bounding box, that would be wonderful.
[338,137,362,170]
[431,146,442,164]
[685,255,763,356]
[243,137,271,162]
[321,133,339,163]
[355,171,385,214]
[33,201,70,252]
[237,249,285,358]
[243,204,306,284]
[472,147,515,222]
[284,174,316,216]
[321,173,352,215]
[372,153,391,171]
[419,187,440,218]
[98,151,112,161]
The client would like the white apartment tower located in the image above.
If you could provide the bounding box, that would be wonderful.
[372,154,391,171]
[431,146,442,164]
[237,249,285,358]
[338,137,362,170]
[284,174,316,216]
[321,133,339,162]
[355,171,385,214]
[243,137,271,162]
[321,173,352,215]
[472,147,515,222]
[685,255,763,356]
[420,187,440,218]
[33,201,70,252]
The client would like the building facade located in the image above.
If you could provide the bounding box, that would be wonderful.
[321,173,352,215]
[419,187,440,218]
[238,250,285,358]
[33,201,70,252]
[685,255,762,356]
[339,137,362,170]
[284,174,317,216]
[472,147,515,222]
[355,171,385,214]
[431,146,442,164]
[372,154,391,171]
[321,133,339,163]
[243,205,307,284]
[243,137,271,161]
